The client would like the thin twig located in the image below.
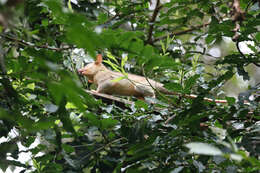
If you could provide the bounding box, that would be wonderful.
[141,65,178,107]
[153,22,210,42]
[80,137,126,162]
[0,33,74,51]
[187,51,220,59]
[231,0,245,41]
[164,114,175,124]
[103,12,119,25]
[236,41,260,67]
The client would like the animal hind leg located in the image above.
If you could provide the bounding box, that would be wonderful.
[134,84,155,98]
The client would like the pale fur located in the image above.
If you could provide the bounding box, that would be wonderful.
[78,54,172,99]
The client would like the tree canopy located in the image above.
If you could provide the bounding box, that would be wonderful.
[0,0,260,172]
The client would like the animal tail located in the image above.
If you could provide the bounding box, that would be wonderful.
[156,85,227,103]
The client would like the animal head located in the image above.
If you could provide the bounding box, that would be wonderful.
[78,54,106,78]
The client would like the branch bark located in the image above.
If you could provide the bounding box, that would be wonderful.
[153,22,210,43]
[230,0,245,41]
[85,90,134,108]
[146,0,162,45]
[0,33,74,51]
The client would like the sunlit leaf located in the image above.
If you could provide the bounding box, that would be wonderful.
[256,32,260,42]
[111,76,126,82]
[101,118,118,129]
[185,142,223,156]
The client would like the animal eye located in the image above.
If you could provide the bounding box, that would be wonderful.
[83,62,89,66]
[83,58,94,65]
[83,61,94,66]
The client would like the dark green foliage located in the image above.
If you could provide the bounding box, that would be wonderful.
[0,0,259,172]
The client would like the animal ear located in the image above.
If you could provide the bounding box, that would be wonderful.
[95,54,103,65]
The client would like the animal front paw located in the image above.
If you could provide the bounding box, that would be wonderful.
[91,89,98,93]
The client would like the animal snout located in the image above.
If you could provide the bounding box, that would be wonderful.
[78,68,84,75]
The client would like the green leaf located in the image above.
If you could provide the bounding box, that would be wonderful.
[145,55,179,71]
[65,14,102,57]
[98,13,108,24]
[256,32,260,42]
[134,100,149,110]
[121,56,128,72]
[0,108,35,131]
[65,102,77,109]
[57,98,77,136]
[27,82,35,90]
[48,81,64,105]
[64,90,86,111]
[23,136,36,148]
[32,117,56,131]
[67,0,73,12]
[184,74,200,92]
[119,32,136,49]
[0,161,9,171]
[43,0,67,24]
[205,35,215,45]
[62,143,75,153]
[104,59,121,72]
[106,51,119,64]
[247,44,258,53]
[142,45,154,58]
[129,40,144,54]
[101,118,118,130]
[185,142,223,156]
[160,40,166,54]
[159,57,180,70]
[165,82,183,93]
[225,96,236,105]
[83,113,100,127]
[41,19,49,27]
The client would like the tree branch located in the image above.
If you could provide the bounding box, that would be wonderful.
[146,0,162,44]
[153,22,210,43]
[186,50,220,59]
[85,90,134,108]
[0,33,74,51]
[230,0,245,41]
